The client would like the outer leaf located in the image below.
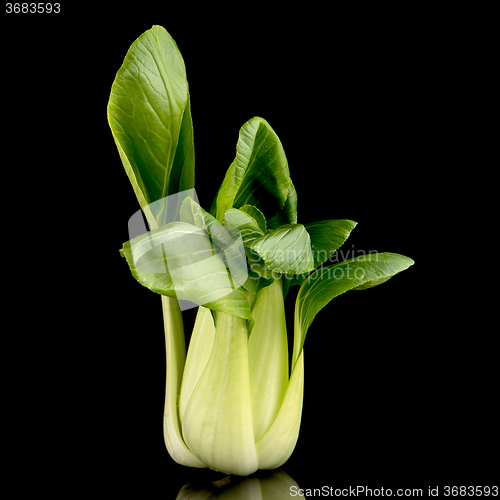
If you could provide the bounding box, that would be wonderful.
[108,25,194,228]
[306,219,358,268]
[285,218,359,290]
[215,117,291,223]
[120,222,252,319]
[248,224,315,276]
[292,252,414,365]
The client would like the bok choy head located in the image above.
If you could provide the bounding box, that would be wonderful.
[108,25,414,476]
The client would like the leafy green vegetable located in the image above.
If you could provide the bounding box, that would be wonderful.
[110,25,414,476]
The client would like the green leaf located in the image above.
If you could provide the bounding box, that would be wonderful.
[223,208,265,245]
[222,206,284,294]
[239,205,267,233]
[248,224,315,276]
[215,117,291,223]
[267,180,298,230]
[292,252,414,365]
[285,219,358,288]
[306,219,358,268]
[108,25,194,228]
[119,222,252,319]
[351,276,394,290]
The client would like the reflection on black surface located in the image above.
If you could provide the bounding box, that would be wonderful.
[176,469,299,499]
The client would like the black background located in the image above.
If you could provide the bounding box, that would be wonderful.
[2,4,496,496]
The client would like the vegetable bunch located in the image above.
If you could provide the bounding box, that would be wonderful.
[108,26,414,476]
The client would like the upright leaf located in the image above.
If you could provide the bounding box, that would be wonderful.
[108,25,194,227]
[215,117,291,223]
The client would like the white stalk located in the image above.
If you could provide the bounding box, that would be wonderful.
[161,295,206,468]
[256,351,304,470]
[182,312,258,475]
[248,279,289,442]
[179,306,216,422]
